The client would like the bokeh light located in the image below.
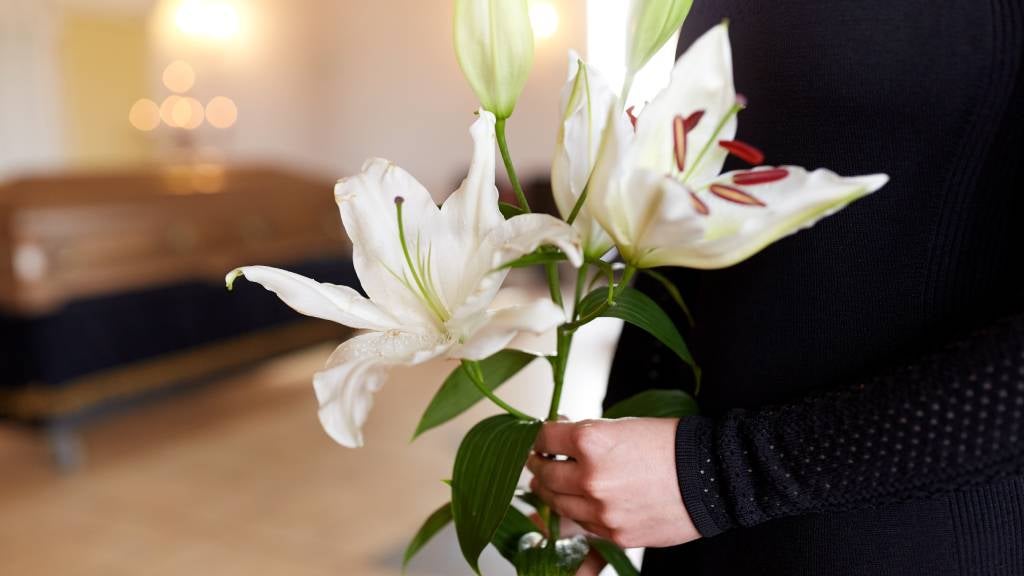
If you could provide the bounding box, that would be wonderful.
[205,96,238,129]
[129,99,161,132]
[160,95,184,127]
[162,60,196,93]
[172,96,205,130]
[175,0,240,40]
[529,1,559,40]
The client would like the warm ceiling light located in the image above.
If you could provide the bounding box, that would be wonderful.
[529,1,559,40]
[129,98,161,131]
[172,96,205,130]
[160,95,184,127]
[175,0,240,40]
[162,60,196,93]
[205,96,238,129]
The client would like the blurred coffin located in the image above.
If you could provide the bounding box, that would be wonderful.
[0,165,355,468]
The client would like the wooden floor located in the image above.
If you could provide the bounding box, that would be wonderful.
[0,316,623,575]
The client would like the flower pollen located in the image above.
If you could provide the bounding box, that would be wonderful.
[683,110,705,132]
[689,191,710,215]
[733,168,789,186]
[673,115,688,172]
[626,105,639,131]
[709,183,766,206]
[719,139,765,165]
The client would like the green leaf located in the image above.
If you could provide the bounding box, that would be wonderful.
[498,249,567,270]
[402,502,452,571]
[641,268,694,327]
[515,491,547,514]
[603,389,699,419]
[588,538,639,576]
[414,350,537,439]
[500,202,527,219]
[452,414,542,573]
[492,504,538,562]
[578,286,697,378]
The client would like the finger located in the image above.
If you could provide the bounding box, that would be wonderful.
[527,453,586,495]
[578,520,613,541]
[533,421,579,458]
[531,480,600,524]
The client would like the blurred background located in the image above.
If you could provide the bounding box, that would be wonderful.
[0,1,676,573]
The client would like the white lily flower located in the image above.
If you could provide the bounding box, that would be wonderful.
[227,111,581,447]
[551,53,617,259]
[588,22,889,269]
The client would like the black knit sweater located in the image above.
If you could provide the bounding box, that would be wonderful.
[605,1,1024,574]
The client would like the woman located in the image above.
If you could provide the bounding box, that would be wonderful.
[527,1,1024,574]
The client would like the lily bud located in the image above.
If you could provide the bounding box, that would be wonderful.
[453,0,535,120]
[626,0,693,78]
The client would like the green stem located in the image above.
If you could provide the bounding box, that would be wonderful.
[546,329,572,422]
[461,360,532,420]
[566,265,636,330]
[495,118,530,213]
[572,263,588,321]
[545,263,563,308]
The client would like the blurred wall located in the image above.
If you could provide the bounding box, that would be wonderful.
[316,0,587,198]
[0,1,65,180]
[61,10,153,167]
[0,0,587,195]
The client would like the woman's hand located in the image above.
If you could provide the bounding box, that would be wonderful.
[527,417,700,549]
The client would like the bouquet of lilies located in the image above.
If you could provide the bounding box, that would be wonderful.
[227,0,887,573]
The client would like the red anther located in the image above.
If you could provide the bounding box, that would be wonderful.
[673,115,687,172]
[736,93,748,107]
[689,191,710,215]
[718,139,765,165]
[709,183,766,207]
[683,110,705,132]
[732,168,789,186]
[626,105,639,130]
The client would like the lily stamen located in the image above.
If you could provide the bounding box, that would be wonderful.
[394,196,450,323]
[627,105,639,131]
[719,139,765,165]
[733,168,789,185]
[683,110,705,132]
[681,100,744,184]
[673,115,688,172]
[709,183,766,206]
[689,191,710,215]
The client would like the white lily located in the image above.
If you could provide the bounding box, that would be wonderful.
[588,23,889,269]
[227,111,581,447]
[551,53,617,259]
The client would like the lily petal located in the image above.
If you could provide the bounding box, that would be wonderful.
[434,111,506,315]
[453,298,565,360]
[639,167,889,268]
[336,159,442,329]
[449,213,582,325]
[438,110,503,242]
[552,53,616,257]
[630,22,736,184]
[226,266,400,332]
[313,331,449,447]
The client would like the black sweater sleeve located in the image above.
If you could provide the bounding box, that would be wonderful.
[677,313,1024,537]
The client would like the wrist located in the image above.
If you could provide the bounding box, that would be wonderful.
[675,415,726,537]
